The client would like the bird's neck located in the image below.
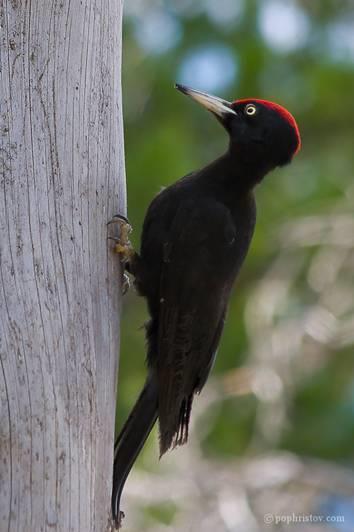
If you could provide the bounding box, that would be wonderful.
[205,148,270,193]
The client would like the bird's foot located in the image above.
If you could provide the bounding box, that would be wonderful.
[107,214,134,263]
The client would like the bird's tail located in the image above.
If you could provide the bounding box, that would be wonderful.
[112,372,158,528]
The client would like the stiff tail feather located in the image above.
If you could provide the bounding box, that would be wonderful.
[159,394,194,457]
[112,373,158,528]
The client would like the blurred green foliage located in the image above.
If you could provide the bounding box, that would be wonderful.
[281,348,354,460]
[143,501,178,526]
[200,396,258,458]
[118,2,354,525]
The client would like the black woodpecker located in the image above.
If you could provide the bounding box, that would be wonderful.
[111,84,301,527]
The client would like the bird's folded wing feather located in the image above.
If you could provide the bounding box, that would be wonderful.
[156,198,237,454]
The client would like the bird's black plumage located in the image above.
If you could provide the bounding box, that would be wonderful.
[112,85,300,526]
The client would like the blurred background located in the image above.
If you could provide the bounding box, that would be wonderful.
[117,0,354,530]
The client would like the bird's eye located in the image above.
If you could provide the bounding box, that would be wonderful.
[245,104,257,116]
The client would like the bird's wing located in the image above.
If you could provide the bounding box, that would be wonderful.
[156,198,237,455]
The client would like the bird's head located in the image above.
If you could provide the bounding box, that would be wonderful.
[176,84,301,173]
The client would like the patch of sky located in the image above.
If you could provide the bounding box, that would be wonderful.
[258,0,310,53]
[178,45,238,94]
[319,495,354,532]
[327,18,354,63]
[133,9,183,55]
[204,0,244,28]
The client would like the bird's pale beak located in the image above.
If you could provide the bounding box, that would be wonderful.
[175,83,236,118]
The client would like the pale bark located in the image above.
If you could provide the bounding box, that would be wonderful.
[0,1,125,530]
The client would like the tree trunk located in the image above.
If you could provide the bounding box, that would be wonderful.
[0,1,125,530]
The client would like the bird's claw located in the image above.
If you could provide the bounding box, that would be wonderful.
[107,214,130,226]
[107,214,134,263]
[122,273,130,295]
